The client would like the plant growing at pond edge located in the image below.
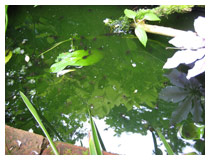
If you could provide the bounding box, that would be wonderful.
[19,91,59,155]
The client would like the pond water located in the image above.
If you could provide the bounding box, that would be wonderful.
[5,5,205,155]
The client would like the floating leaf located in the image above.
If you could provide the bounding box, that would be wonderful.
[135,26,147,47]
[159,86,188,103]
[124,9,137,19]
[170,97,192,125]
[50,50,104,73]
[143,13,160,21]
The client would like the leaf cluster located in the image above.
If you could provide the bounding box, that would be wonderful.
[159,69,204,125]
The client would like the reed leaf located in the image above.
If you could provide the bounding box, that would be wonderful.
[88,109,103,155]
[19,91,59,155]
[155,129,174,155]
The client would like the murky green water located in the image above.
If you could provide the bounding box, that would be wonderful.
[5,6,205,155]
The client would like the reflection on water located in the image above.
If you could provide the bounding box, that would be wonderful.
[5,5,204,154]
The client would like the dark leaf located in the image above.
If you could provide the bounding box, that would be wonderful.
[159,86,188,103]
[170,97,192,125]
[191,97,203,122]
[164,69,189,88]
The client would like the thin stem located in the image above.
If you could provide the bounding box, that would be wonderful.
[135,23,190,37]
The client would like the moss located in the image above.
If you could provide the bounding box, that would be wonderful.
[82,150,89,155]
[64,149,73,155]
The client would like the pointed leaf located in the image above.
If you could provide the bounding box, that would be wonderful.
[159,86,188,103]
[186,57,205,79]
[89,131,97,155]
[191,98,203,122]
[135,26,147,47]
[164,69,189,88]
[143,13,160,21]
[124,9,137,19]
[155,129,174,155]
[19,91,59,155]
[88,109,103,155]
[170,97,192,125]
[163,49,205,69]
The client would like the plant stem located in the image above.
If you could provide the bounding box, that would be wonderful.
[135,23,190,37]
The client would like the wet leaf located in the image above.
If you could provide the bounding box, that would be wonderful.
[50,50,104,73]
[170,97,192,125]
[135,26,147,47]
[124,9,137,19]
[159,86,188,103]
[143,13,160,21]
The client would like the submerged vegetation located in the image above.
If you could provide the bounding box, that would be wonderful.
[5,5,205,155]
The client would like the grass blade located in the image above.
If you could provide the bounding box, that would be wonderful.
[155,129,174,155]
[88,131,97,155]
[19,91,59,155]
[88,109,102,155]
[39,38,72,56]
[94,121,106,151]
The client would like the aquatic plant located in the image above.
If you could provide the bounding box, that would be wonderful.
[19,91,59,155]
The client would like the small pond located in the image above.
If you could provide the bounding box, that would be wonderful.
[5,5,205,155]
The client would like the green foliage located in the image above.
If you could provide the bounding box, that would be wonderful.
[50,49,104,73]
[136,5,194,19]
[135,26,147,47]
[124,9,137,19]
[6,6,204,155]
[143,13,160,21]
[179,123,204,140]
[5,50,12,64]
[88,109,103,155]
[5,5,8,33]
[159,69,204,125]
[19,91,59,155]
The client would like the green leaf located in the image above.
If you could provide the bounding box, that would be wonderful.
[19,91,59,155]
[179,123,204,140]
[50,50,104,73]
[159,86,188,103]
[89,132,97,155]
[170,97,192,125]
[124,9,137,19]
[5,50,12,64]
[143,13,160,21]
[88,109,103,155]
[156,129,174,155]
[135,26,147,47]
